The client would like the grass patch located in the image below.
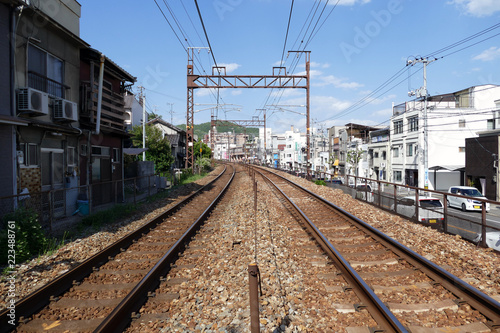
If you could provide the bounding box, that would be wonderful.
[0,208,54,271]
[178,168,209,185]
[80,203,137,230]
[314,179,327,186]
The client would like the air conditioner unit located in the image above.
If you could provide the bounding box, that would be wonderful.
[17,88,49,115]
[53,99,78,122]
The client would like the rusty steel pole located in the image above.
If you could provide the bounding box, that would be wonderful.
[248,263,260,333]
[306,52,311,180]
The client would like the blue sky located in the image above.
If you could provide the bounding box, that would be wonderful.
[80,0,500,134]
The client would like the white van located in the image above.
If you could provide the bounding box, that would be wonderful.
[447,186,490,212]
[391,196,444,227]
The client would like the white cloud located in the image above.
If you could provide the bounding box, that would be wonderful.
[472,46,500,61]
[218,63,241,73]
[336,0,371,5]
[448,0,500,17]
[316,75,364,89]
[371,108,393,117]
[310,61,331,69]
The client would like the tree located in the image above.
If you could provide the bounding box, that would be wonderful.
[347,147,363,176]
[193,141,212,159]
[131,124,174,174]
[147,112,162,121]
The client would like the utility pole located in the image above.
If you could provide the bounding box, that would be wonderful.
[138,86,146,161]
[288,51,311,178]
[167,103,174,124]
[256,109,267,163]
[407,57,437,190]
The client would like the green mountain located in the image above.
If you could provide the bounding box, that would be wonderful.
[176,122,260,139]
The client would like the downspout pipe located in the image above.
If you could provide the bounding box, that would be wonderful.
[95,54,105,135]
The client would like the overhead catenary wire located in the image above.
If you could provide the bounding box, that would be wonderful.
[152,0,228,112]
[194,0,218,70]
[319,22,500,125]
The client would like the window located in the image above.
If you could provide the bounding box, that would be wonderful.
[21,143,38,166]
[286,154,292,158]
[41,149,64,187]
[408,117,418,132]
[487,119,495,130]
[113,148,120,163]
[374,152,379,158]
[459,147,465,153]
[459,119,466,128]
[406,143,414,157]
[28,44,65,98]
[382,151,386,160]
[393,147,399,158]
[67,147,76,166]
[394,171,402,182]
[394,120,403,134]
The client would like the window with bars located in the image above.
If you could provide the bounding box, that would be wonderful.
[394,120,403,134]
[408,117,418,132]
[28,44,65,98]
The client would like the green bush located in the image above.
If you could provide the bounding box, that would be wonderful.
[314,180,327,186]
[0,208,49,266]
[179,168,194,183]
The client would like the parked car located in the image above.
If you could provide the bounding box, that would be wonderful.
[447,186,490,212]
[331,177,343,184]
[390,196,444,227]
[474,232,500,252]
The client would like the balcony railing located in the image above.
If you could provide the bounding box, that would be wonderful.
[28,71,70,98]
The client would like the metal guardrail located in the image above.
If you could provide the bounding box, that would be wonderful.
[265,165,500,249]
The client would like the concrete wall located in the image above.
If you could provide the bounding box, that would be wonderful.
[0,4,10,117]
[32,0,81,36]
[16,7,81,106]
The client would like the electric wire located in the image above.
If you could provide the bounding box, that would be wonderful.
[319,22,500,125]
[194,0,218,69]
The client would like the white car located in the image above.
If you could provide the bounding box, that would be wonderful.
[474,232,500,252]
[391,196,444,226]
[447,186,490,212]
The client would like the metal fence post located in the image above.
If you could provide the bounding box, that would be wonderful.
[415,191,419,223]
[49,190,54,233]
[443,194,448,233]
[248,263,260,333]
[133,178,137,205]
[481,202,487,247]
[377,180,381,207]
[394,185,397,212]
[88,184,93,215]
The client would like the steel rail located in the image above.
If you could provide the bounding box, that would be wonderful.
[256,166,500,328]
[255,168,409,333]
[94,165,235,333]
[0,166,229,333]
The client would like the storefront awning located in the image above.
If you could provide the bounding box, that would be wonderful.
[429,165,465,171]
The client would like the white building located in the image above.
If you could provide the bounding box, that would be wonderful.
[368,127,391,181]
[390,84,500,190]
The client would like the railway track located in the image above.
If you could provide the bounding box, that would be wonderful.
[253,165,500,332]
[0,165,234,333]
